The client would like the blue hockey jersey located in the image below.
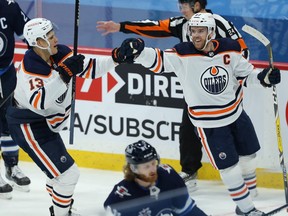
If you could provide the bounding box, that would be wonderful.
[104,164,206,216]
[0,0,30,73]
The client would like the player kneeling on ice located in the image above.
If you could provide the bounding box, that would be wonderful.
[104,140,208,216]
[5,18,118,216]
[112,13,281,216]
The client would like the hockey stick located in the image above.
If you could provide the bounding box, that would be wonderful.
[266,203,288,216]
[69,0,80,145]
[242,24,288,206]
[0,92,13,109]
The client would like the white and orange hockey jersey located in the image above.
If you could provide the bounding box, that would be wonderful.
[135,38,262,128]
[14,44,115,132]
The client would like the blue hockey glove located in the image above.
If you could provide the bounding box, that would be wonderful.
[111,47,128,63]
[257,67,281,87]
[112,38,144,64]
[57,54,85,83]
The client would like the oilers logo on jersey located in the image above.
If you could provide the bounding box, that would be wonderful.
[201,66,228,95]
[56,90,68,104]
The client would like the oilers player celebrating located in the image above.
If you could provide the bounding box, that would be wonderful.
[112,13,281,216]
[104,140,208,216]
[6,17,117,216]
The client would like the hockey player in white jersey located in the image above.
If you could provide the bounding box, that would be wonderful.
[112,13,281,216]
[96,0,250,194]
[5,18,117,216]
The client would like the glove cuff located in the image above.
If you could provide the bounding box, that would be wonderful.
[257,73,271,88]
[58,62,73,76]
[57,66,71,84]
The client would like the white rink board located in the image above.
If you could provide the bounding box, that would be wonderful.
[61,102,182,160]
[14,43,288,171]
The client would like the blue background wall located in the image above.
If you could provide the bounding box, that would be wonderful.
[18,0,288,63]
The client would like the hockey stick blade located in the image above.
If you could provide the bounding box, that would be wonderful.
[242,25,270,47]
[242,24,273,67]
[266,203,288,216]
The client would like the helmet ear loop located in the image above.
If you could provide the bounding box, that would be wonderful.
[201,27,214,51]
[130,164,139,174]
[35,37,52,54]
[156,154,160,166]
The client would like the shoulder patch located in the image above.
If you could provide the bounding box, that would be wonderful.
[115,185,132,198]
[159,164,172,174]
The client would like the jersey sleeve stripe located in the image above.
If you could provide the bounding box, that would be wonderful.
[79,59,95,79]
[150,48,163,73]
[237,38,248,50]
[123,19,172,38]
[29,88,45,110]
[33,91,41,109]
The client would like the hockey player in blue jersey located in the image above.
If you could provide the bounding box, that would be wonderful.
[0,0,31,199]
[104,140,208,216]
[111,13,281,216]
[5,17,118,216]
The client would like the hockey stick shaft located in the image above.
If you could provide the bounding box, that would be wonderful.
[266,204,288,215]
[69,0,80,145]
[242,25,288,204]
[0,92,13,109]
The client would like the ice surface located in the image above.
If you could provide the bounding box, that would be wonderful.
[0,162,287,216]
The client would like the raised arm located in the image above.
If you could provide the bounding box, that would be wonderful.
[97,17,186,39]
[96,21,121,36]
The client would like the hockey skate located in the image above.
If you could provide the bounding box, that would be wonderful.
[5,165,31,192]
[179,172,197,194]
[236,206,266,216]
[0,174,13,199]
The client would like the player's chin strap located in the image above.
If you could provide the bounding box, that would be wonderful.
[200,30,214,51]
[35,39,53,55]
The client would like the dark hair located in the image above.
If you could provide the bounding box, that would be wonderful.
[178,0,194,8]
[194,0,207,9]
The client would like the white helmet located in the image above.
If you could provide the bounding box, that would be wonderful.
[188,13,216,50]
[23,18,53,47]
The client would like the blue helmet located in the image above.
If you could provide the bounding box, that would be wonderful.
[125,140,159,165]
